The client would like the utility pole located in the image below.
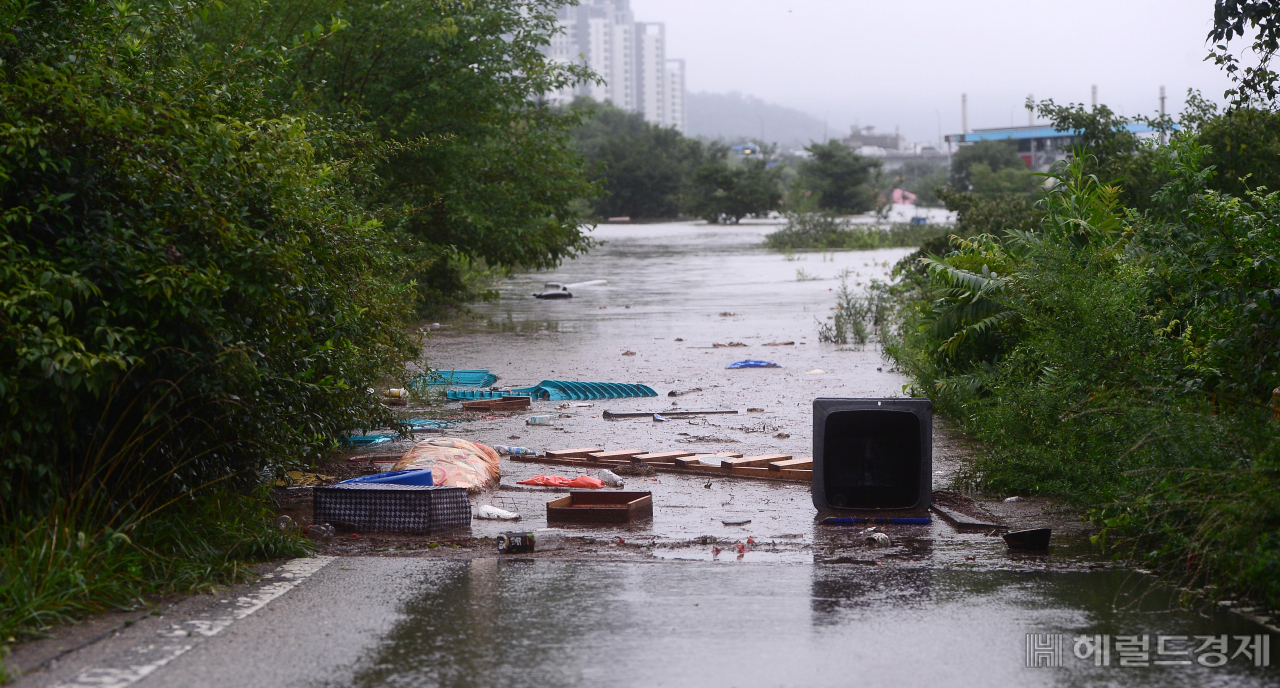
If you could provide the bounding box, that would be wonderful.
[961,93,968,135]
[1160,85,1167,145]
[1091,84,1098,109]
[1027,93,1034,127]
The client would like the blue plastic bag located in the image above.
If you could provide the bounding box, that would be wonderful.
[338,469,434,486]
[726,360,780,369]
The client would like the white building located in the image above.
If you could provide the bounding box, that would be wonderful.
[664,59,686,133]
[543,1,686,132]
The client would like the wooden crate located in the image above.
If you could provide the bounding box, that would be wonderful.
[546,491,653,524]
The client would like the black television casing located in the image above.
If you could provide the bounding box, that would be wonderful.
[812,397,932,511]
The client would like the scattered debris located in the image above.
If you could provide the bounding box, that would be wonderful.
[612,462,657,477]
[1004,496,1022,503]
[718,312,738,317]
[931,504,1006,530]
[517,475,605,489]
[726,360,780,369]
[773,432,791,439]
[495,445,538,457]
[675,435,740,444]
[734,421,780,433]
[598,469,625,488]
[762,341,795,346]
[712,342,748,347]
[603,409,738,419]
[805,369,825,375]
[621,350,636,356]
[674,338,684,341]
[653,413,670,422]
[668,387,703,397]
[526,415,554,426]
[476,504,521,520]
[533,288,572,299]
[498,530,563,553]
[865,532,893,548]
[273,470,335,487]
[747,407,764,412]
[722,518,752,526]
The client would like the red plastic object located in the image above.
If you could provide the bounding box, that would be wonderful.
[517,475,605,489]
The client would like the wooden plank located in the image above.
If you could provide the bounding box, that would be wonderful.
[588,449,645,462]
[777,469,813,481]
[546,447,603,459]
[673,453,742,468]
[932,504,1007,530]
[632,450,696,463]
[768,457,813,471]
[722,454,790,469]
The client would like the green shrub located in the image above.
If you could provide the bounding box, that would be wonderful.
[0,1,416,522]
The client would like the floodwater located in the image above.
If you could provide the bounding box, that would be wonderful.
[376,220,1277,687]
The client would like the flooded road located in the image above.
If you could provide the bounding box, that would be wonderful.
[22,221,1274,688]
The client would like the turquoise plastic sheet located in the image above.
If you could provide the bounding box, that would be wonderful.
[445,380,657,402]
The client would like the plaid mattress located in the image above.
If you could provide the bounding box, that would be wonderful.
[313,483,471,534]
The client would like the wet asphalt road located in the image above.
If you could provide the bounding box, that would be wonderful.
[15,220,1277,687]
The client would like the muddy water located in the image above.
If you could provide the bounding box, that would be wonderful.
[370,221,1276,687]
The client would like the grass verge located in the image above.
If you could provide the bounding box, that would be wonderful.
[0,490,311,667]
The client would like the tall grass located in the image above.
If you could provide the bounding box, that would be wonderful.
[0,492,311,645]
[0,371,312,655]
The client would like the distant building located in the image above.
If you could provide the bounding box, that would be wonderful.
[842,125,904,152]
[838,126,948,171]
[945,122,1161,171]
[541,1,687,132]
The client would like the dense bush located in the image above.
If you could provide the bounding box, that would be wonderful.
[0,0,425,643]
[886,139,1280,605]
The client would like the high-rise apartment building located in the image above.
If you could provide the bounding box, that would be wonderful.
[542,0,686,132]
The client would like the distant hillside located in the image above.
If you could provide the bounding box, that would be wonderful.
[685,91,829,151]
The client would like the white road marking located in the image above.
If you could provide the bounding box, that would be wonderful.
[52,556,333,688]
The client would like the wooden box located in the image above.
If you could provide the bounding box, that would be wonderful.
[546,491,653,524]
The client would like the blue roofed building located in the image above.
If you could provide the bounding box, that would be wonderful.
[945,122,1162,171]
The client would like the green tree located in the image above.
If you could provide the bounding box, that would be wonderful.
[206,0,600,305]
[795,140,881,213]
[1,0,416,520]
[948,140,1030,193]
[686,145,782,223]
[571,97,704,219]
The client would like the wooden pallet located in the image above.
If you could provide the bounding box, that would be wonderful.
[769,457,812,471]
[512,451,811,484]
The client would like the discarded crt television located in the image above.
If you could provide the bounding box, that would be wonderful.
[812,398,931,511]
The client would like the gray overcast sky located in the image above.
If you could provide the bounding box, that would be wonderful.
[630,0,1234,144]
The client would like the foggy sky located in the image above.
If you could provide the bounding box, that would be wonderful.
[630,0,1235,145]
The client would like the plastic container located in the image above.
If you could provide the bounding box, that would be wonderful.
[599,469,625,488]
[495,445,538,456]
[526,416,554,426]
